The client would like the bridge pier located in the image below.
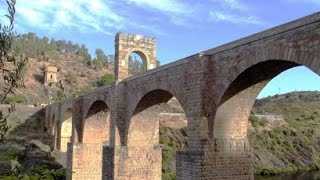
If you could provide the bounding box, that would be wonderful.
[102,145,161,180]
[67,143,106,180]
[176,138,253,180]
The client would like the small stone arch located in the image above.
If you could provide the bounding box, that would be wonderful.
[60,108,73,152]
[115,32,157,81]
[125,49,149,75]
[50,114,57,149]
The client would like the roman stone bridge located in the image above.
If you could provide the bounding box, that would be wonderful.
[45,12,320,180]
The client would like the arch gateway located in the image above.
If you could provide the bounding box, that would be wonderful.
[114,32,157,81]
[44,12,320,180]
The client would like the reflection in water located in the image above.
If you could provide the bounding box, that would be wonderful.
[255,171,320,180]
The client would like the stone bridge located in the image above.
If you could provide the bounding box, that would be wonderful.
[45,12,320,180]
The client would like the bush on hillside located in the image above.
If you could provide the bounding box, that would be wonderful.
[4,95,27,104]
[66,73,77,84]
[97,74,114,87]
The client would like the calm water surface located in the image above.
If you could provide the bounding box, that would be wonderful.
[255,171,320,180]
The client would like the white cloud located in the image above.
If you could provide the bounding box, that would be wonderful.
[127,0,191,15]
[209,11,264,25]
[10,0,171,36]
[211,0,247,10]
[14,0,124,35]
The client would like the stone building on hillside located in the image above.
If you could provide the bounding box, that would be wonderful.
[44,65,58,86]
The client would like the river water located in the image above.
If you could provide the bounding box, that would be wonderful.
[255,171,320,180]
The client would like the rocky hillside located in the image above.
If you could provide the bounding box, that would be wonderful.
[3,33,115,105]
[250,91,320,175]
[13,53,112,105]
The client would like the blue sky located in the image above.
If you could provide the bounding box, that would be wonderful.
[0,0,319,98]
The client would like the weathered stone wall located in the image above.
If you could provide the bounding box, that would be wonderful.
[68,143,105,180]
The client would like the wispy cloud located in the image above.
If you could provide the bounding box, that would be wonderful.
[126,0,192,15]
[14,0,124,35]
[206,0,265,26]
[209,11,264,25]
[211,0,248,10]
[125,0,196,27]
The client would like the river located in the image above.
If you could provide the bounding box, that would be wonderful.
[255,171,320,180]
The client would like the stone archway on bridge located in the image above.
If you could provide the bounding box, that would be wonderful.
[124,89,188,180]
[60,108,72,152]
[82,100,110,143]
[211,56,320,179]
[50,114,57,149]
[70,100,111,180]
[114,32,157,81]
[127,50,148,76]
[214,59,319,143]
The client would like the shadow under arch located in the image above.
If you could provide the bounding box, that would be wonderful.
[213,59,320,143]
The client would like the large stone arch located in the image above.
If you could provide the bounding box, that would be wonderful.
[213,47,320,142]
[124,87,190,145]
[203,47,320,178]
[128,89,173,146]
[82,100,110,143]
[119,89,188,180]
[69,99,113,180]
[115,32,157,81]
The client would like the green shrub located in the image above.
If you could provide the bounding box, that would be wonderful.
[259,118,268,126]
[97,74,114,87]
[180,127,189,137]
[1,165,66,180]
[66,73,77,84]
[0,147,24,161]
[4,95,27,104]
[249,116,260,127]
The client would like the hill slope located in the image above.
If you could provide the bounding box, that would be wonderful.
[250,91,320,175]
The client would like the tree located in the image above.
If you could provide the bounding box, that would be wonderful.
[93,48,107,69]
[0,0,27,146]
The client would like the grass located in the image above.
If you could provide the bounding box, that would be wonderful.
[4,95,27,104]
[0,147,24,162]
